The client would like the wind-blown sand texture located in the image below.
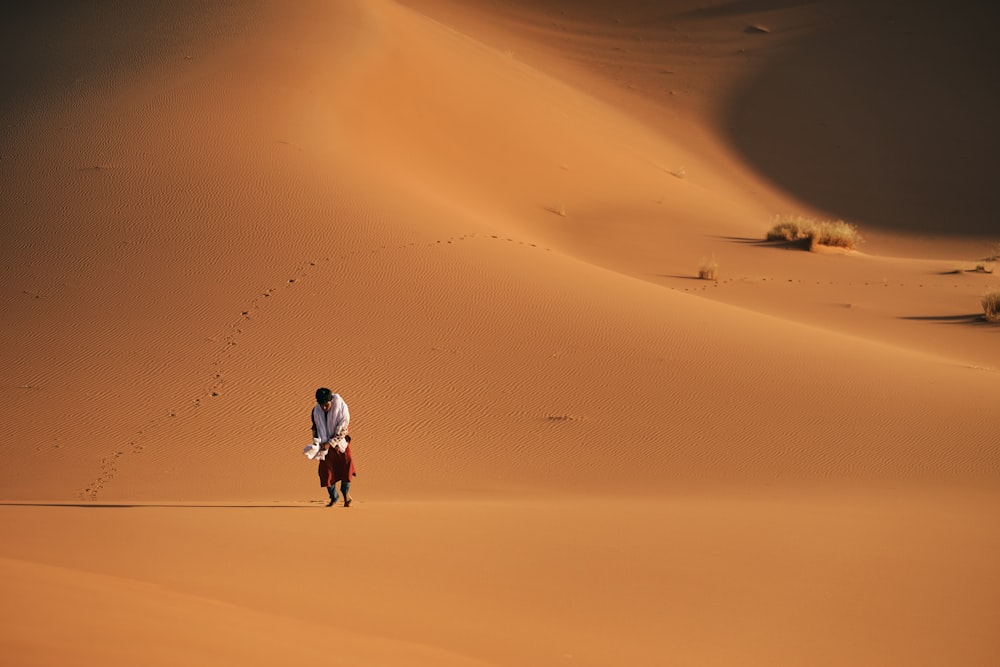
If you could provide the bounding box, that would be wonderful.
[2,0,998,665]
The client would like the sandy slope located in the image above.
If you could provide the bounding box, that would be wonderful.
[2,493,999,666]
[2,0,998,665]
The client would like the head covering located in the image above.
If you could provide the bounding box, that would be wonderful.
[315,387,333,404]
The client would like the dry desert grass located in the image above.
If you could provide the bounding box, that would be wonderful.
[983,289,1000,321]
[698,255,719,281]
[766,215,863,251]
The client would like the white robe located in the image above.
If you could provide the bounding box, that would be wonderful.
[312,394,350,453]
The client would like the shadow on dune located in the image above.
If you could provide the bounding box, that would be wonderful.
[0,0,259,116]
[900,314,996,326]
[715,235,766,244]
[431,0,997,236]
[670,0,813,20]
[490,0,811,21]
[722,0,1000,236]
[716,235,816,251]
[0,502,321,509]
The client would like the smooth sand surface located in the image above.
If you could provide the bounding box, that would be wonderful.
[2,0,998,665]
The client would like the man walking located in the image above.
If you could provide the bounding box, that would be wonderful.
[311,387,356,507]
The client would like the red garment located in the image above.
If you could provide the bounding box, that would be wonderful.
[318,442,356,487]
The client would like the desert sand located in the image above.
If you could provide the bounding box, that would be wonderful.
[1,0,998,665]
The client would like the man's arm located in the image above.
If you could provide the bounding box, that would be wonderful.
[311,410,321,445]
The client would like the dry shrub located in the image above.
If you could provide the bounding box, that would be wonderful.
[812,220,863,250]
[766,215,815,242]
[698,255,719,281]
[767,215,862,251]
[983,289,1000,322]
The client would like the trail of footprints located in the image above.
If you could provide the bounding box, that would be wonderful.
[79,232,548,499]
[78,232,990,498]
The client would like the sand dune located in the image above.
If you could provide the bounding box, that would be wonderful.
[2,0,998,665]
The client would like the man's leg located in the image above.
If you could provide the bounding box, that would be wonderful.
[326,484,339,507]
[341,480,352,507]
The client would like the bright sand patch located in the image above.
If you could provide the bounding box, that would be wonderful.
[3,492,1000,666]
[2,0,998,665]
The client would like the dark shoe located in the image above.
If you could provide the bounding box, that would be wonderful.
[344,498,352,508]
[326,498,336,507]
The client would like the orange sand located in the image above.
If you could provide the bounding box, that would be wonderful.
[2,0,998,665]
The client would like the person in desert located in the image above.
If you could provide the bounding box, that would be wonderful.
[309,387,356,507]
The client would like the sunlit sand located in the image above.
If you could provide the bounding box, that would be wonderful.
[2,1,998,665]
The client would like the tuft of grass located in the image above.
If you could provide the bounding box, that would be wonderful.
[983,289,1000,322]
[766,215,862,251]
[811,220,863,250]
[766,215,814,243]
[545,202,567,217]
[698,255,719,281]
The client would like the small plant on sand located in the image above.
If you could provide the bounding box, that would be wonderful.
[698,255,719,281]
[766,215,862,251]
[812,220,862,249]
[983,289,1000,322]
[766,215,815,243]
